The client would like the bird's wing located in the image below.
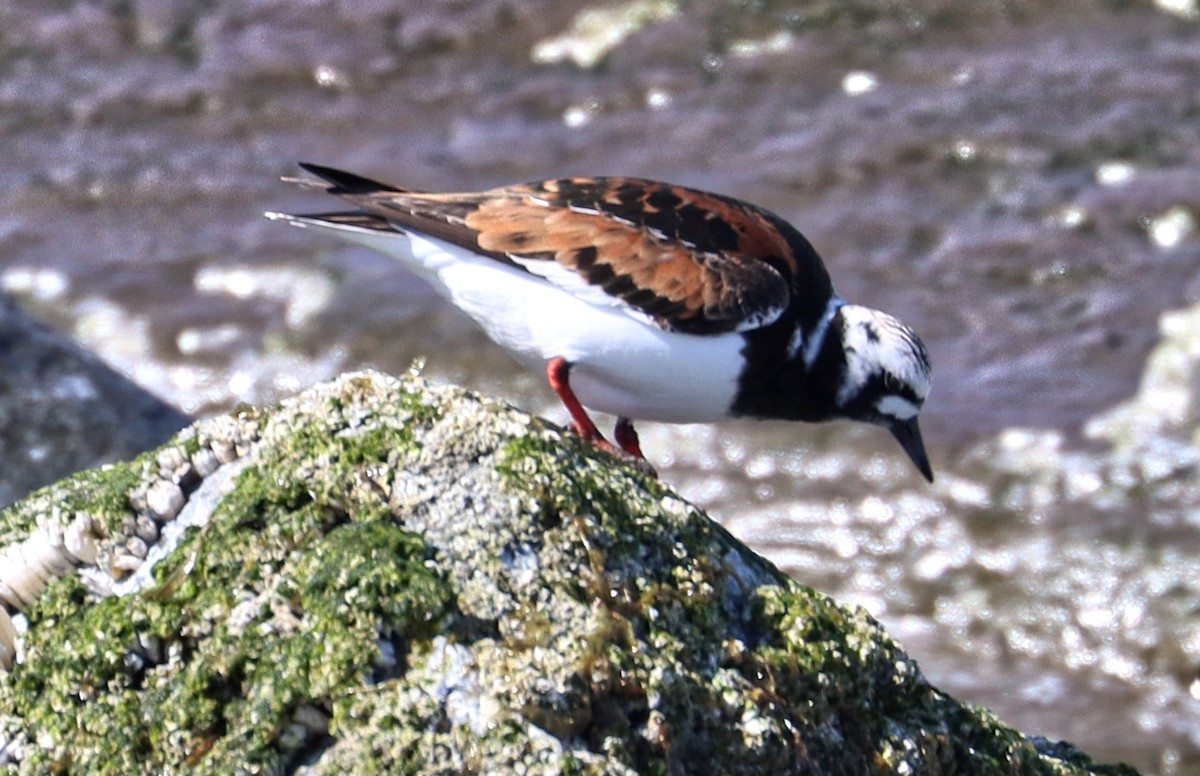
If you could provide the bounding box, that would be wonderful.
[291,164,818,335]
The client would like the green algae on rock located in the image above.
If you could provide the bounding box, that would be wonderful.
[0,371,1138,775]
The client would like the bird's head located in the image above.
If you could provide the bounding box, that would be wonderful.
[833,304,933,482]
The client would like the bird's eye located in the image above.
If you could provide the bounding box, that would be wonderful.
[883,372,902,393]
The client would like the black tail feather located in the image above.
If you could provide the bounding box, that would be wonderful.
[297,162,406,194]
[290,211,400,232]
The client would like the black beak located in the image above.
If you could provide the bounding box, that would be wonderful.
[888,416,934,483]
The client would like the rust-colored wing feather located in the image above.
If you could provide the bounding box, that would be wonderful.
[295,165,816,335]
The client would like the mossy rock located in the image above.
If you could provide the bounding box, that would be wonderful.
[0,371,1138,775]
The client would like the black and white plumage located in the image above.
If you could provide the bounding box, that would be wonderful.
[267,163,934,481]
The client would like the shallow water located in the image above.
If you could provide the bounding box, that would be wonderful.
[2,1,1199,771]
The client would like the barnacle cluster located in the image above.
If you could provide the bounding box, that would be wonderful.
[0,413,260,672]
[0,513,101,670]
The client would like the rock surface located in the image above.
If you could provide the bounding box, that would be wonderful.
[0,371,1138,775]
[0,295,189,508]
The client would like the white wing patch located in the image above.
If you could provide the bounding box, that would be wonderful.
[506,254,658,326]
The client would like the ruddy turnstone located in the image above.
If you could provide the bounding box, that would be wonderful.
[268,164,934,481]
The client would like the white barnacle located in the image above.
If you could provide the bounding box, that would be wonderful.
[211,439,238,464]
[191,447,221,478]
[0,515,104,609]
[64,512,100,565]
[124,536,150,560]
[134,514,160,544]
[0,513,104,671]
[110,554,145,575]
[0,608,16,671]
[146,479,185,523]
[0,523,68,609]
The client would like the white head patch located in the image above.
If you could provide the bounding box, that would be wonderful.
[875,394,920,420]
[836,304,932,413]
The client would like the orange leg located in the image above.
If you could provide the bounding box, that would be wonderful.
[613,417,646,459]
[546,357,607,444]
[546,359,654,475]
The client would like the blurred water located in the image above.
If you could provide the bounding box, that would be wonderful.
[2,1,1199,772]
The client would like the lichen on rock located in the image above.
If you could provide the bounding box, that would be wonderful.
[0,371,1138,775]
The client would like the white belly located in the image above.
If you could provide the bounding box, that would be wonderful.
[298,220,745,423]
